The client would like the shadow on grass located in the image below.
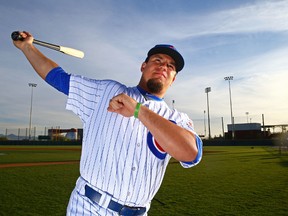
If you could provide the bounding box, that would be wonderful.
[260,146,288,167]
[279,159,288,167]
[258,157,288,167]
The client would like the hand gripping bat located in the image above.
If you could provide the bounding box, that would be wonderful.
[11,31,84,59]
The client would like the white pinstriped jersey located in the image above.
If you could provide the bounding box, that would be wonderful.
[66,74,203,215]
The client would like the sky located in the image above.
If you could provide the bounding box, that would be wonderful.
[1,0,288,138]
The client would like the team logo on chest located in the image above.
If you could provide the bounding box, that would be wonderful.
[146,120,176,160]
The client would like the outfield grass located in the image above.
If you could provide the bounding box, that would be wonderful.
[0,146,81,164]
[0,146,81,216]
[150,146,288,216]
[0,145,287,216]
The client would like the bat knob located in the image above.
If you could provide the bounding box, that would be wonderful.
[11,31,24,41]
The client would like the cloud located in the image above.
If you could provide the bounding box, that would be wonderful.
[176,0,288,38]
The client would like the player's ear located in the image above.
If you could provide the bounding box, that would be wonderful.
[170,73,177,86]
[141,62,146,72]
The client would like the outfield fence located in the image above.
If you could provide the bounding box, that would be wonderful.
[2,126,81,141]
[3,127,40,140]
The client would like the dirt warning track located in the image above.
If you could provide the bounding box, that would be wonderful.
[0,160,80,168]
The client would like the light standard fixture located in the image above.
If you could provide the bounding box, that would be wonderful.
[205,87,211,139]
[245,112,249,123]
[28,83,37,140]
[224,76,234,139]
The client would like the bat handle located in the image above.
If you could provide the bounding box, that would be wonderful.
[11,31,24,41]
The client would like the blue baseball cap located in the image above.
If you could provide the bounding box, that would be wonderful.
[146,44,185,72]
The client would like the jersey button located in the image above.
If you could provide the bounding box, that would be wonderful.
[132,167,136,171]
[137,143,140,147]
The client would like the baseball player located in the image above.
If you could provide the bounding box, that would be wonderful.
[13,31,203,216]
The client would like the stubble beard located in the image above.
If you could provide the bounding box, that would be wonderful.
[146,78,163,94]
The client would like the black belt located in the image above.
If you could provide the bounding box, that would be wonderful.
[85,185,146,216]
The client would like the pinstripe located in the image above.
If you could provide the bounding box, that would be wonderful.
[66,75,202,215]
[124,120,141,204]
[86,82,123,184]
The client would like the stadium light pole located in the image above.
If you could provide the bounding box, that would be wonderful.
[224,76,234,139]
[28,83,37,140]
[205,87,211,139]
[246,112,249,123]
[204,110,206,137]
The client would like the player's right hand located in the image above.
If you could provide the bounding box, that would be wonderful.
[107,93,138,118]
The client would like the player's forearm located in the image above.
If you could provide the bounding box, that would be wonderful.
[21,44,58,80]
[138,105,198,162]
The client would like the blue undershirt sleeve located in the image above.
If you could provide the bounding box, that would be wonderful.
[45,67,70,95]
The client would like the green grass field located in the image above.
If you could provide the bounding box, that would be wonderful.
[0,145,287,216]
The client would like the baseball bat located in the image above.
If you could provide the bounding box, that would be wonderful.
[11,31,84,59]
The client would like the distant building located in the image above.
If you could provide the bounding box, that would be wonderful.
[226,123,263,139]
[47,128,83,141]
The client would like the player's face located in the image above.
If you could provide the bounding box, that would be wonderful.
[139,54,177,96]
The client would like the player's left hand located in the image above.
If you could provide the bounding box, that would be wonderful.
[107,93,138,117]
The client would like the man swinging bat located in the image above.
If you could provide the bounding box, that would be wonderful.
[12,31,203,216]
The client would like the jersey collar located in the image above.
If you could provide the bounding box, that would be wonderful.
[137,86,163,101]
